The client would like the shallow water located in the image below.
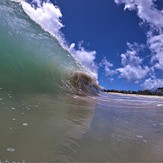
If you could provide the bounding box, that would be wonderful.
[0,92,163,162]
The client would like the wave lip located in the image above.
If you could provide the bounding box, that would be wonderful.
[68,71,102,96]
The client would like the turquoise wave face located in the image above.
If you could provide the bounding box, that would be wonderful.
[0,0,100,95]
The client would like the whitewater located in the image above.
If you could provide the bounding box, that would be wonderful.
[0,0,163,162]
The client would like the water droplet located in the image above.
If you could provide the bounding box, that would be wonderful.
[6,147,15,152]
[11,107,15,110]
[143,139,147,143]
[136,135,143,138]
[157,104,163,106]
[22,123,28,126]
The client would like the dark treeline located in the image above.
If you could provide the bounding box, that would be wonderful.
[104,87,163,96]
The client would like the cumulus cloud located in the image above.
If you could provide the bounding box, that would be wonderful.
[147,32,163,70]
[114,0,163,30]
[21,0,63,40]
[69,43,98,79]
[121,52,142,66]
[142,78,163,90]
[114,0,163,88]
[20,0,98,78]
[99,57,117,76]
[118,65,149,83]
[117,43,149,83]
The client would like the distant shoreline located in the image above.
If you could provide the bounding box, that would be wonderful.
[106,91,163,99]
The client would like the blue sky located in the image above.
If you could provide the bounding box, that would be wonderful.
[26,0,163,90]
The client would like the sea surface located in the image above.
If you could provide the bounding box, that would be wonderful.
[0,0,163,162]
[0,92,163,162]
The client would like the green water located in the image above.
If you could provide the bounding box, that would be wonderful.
[0,0,83,94]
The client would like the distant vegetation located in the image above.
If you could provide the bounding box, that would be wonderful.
[104,87,163,96]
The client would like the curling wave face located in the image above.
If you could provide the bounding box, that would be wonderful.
[0,0,101,95]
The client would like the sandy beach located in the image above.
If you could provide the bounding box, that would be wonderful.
[106,92,163,99]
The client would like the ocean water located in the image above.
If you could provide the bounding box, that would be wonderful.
[0,92,163,162]
[0,0,163,162]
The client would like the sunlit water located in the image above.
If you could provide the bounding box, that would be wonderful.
[0,91,163,162]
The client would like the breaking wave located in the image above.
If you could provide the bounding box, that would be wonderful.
[0,0,101,96]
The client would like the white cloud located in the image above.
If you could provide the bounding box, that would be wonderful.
[117,43,149,82]
[31,0,42,7]
[99,57,117,76]
[114,0,163,30]
[114,0,163,86]
[69,43,98,79]
[118,65,149,83]
[114,0,163,69]
[147,32,163,70]
[120,43,145,67]
[99,43,148,82]
[20,0,63,40]
[142,78,163,90]
[121,50,142,67]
